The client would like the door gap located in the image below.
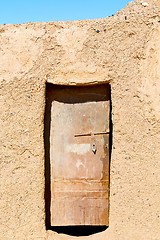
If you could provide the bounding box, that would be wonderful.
[47,226,108,236]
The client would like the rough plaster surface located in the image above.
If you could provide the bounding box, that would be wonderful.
[0,0,160,239]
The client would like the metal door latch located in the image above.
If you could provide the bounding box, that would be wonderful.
[74,131,110,154]
[91,132,96,154]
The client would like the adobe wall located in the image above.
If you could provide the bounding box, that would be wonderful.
[0,0,160,239]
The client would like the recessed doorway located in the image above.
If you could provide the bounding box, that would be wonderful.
[44,83,111,235]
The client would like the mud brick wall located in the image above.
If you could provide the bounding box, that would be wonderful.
[0,1,160,239]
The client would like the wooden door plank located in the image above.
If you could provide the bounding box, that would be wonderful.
[50,85,110,226]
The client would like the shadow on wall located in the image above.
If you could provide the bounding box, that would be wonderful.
[44,83,113,236]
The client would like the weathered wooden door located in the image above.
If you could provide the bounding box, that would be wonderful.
[50,85,110,226]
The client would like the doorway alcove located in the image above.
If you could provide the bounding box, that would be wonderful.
[44,83,112,236]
